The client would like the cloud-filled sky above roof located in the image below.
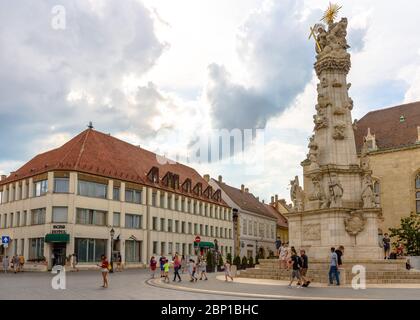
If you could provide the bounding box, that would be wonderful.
[1,0,419,202]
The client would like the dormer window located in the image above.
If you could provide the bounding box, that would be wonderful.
[147,167,159,184]
[182,178,192,193]
[203,186,212,199]
[192,182,202,196]
[212,189,222,202]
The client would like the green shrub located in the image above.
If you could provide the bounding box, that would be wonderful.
[248,256,254,267]
[206,251,214,271]
[226,253,232,264]
[241,256,248,268]
[233,255,241,268]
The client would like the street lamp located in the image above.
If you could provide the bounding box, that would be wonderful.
[109,228,115,273]
[214,239,218,272]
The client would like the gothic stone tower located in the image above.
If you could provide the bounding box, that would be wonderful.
[287,16,382,260]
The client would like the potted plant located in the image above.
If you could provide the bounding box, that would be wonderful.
[241,256,248,269]
[389,213,420,269]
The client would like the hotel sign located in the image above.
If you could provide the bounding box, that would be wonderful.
[51,225,66,234]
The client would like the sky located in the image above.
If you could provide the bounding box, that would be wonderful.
[1,0,420,203]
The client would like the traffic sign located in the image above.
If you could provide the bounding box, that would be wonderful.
[2,236,10,244]
[194,235,201,243]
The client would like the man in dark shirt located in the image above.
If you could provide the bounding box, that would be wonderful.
[300,249,311,287]
[287,248,302,288]
[159,254,166,278]
[335,246,344,285]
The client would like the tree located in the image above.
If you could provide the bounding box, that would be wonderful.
[206,251,214,272]
[233,255,241,269]
[389,213,420,256]
[241,256,248,269]
[218,254,224,269]
[226,253,232,264]
[255,255,259,265]
[248,256,254,267]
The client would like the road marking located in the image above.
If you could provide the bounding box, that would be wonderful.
[146,278,377,300]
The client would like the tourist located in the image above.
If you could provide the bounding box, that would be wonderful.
[159,253,166,278]
[299,249,310,287]
[199,258,208,280]
[150,256,157,278]
[163,259,170,283]
[279,243,288,269]
[396,243,404,257]
[335,245,344,281]
[2,256,9,273]
[97,255,110,288]
[116,253,123,272]
[188,259,197,282]
[173,254,182,282]
[328,247,340,286]
[13,255,20,273]
[181,255,187,274]
[275,238,282,256]
[287,248,302,288]
[406,258,411,270]
[383,233,391,259]
[70,254,79,272]
[224,260,234,282]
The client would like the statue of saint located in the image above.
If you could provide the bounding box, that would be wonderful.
[328,174,344,208]
[361,174,376,208]
[290,176,305,212]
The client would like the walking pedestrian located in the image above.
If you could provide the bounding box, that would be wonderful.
[279,243,288,269]
[383,233,391,259]
[199,259,208,280]
[188,259,197,282]
[116,253,123,272]
[328,247,340,286]
[13,255,20,273]
[2,256,9,273]
[287,248,302,288]
[150,256,157,278]
[275,238,282,256]
[70,254,79,272]
[224,260,234,282]
[159,253,166,278]
[163,259,170,283]
[97,255,109,288]
[181,255,187,274]
[173,254,182,282]
[335,245,344,281]
[299,249,310,287]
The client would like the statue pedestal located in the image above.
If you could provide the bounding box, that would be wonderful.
[286,208,382,260]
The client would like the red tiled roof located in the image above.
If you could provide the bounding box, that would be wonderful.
[0,129,226,205]
[212,179,277,220]
[264,204,288,228]
[355,101,420,152]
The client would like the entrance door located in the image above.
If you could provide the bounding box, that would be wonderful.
[52,243,67,266]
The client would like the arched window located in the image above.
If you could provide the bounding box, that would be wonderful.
[416,174,420,214]
[373,179,381,207]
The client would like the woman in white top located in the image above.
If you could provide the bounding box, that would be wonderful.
[224,261,234,282]
[279,243,289,269]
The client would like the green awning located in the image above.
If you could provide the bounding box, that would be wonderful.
[45,234,70,243]
[193,242,214,248]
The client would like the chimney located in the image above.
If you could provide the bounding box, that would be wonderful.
[0,175,6,181]
[218,175,222,183]
[244,188,249,193]
[241,184,245,192]
[262,199,265,204]
[256,197,260,202]
[275,194,278,202]
[271,196,274,204]
[203,174,210,182]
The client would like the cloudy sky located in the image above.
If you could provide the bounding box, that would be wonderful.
[1,0,419,203]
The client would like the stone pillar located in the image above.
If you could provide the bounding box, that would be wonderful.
[22,179,27,200]
[107,179,113,201]
[120,182,126,202]
[28,178,34,198]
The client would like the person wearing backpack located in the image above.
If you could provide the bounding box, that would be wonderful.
[287,248,302,288]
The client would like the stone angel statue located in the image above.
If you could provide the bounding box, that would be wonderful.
[290,176,305,212]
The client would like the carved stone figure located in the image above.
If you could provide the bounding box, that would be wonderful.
[310,176,329,209]
[315,25,328,54]
[332,79,342,88]
[361,174,376,208]
[328,173,344,208]
[303,224,321,241]
[314,109,328,129]
[333,106,346,115]
[352,119,358,131]
[360,139,370,170]
[290,176,305,212]
[344,211,366,236]
[318,93,332,109]
[321,77,329,88]
[333,122,346,140]
[347,97,354,110]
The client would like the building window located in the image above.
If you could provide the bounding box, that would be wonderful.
[168,242,173,255]
[181,199,186,212]
[54,178,69,193]
[10,213,14,227]
[113,212,121,227]
[243,219,247,235]
[188,243,192,255]
[254,222,258,236]
[205,225,208,236]
[181,221,186,234]
[113,188,120,201]
[160,218,165,231]
[76,208,107,226]
[52,207,68,223]
[34,180,48,197]
[29,238,44,261]
[182,243,186,255]
[249,221,253,235]
[416,174,420,214]
[168,195,173,210]
[75,238,107,263]
[23,211,27,226]
[16,211,20,227]
[152,217,158,231]
[125,214,142,229]
[125,189,142,204]
[229,229,232,239]
[175,243,180,253]
[168,219,173,232]
[3,214,7,228]
[160,242,166,255]
[199,224,203,235]
[152,192,157,206]
[215,226,219,237]
[211,226,214,237]
[31,208,46,225]
[125,240,142,263]
[175,220,179,233]
[153,241,158,255]
[160,193,165,208]
[78,180,107,199]
[194,223,198,235]
[188,222,192,234]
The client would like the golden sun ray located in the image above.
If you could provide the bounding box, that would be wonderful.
[321,2,342,25]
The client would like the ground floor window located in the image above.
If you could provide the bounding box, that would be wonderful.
[75,238,107,263]
[125,240,142,263]
[29,238,44,261]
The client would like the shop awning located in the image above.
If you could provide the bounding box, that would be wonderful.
[45,234,70,243]
[193,242,214,248]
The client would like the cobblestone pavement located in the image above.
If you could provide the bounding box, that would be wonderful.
[0,269,419,300]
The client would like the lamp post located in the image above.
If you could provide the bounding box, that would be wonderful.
[214,239,218,272]
[109,228,115,273]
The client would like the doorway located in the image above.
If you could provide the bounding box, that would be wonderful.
[52,243,67,266]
